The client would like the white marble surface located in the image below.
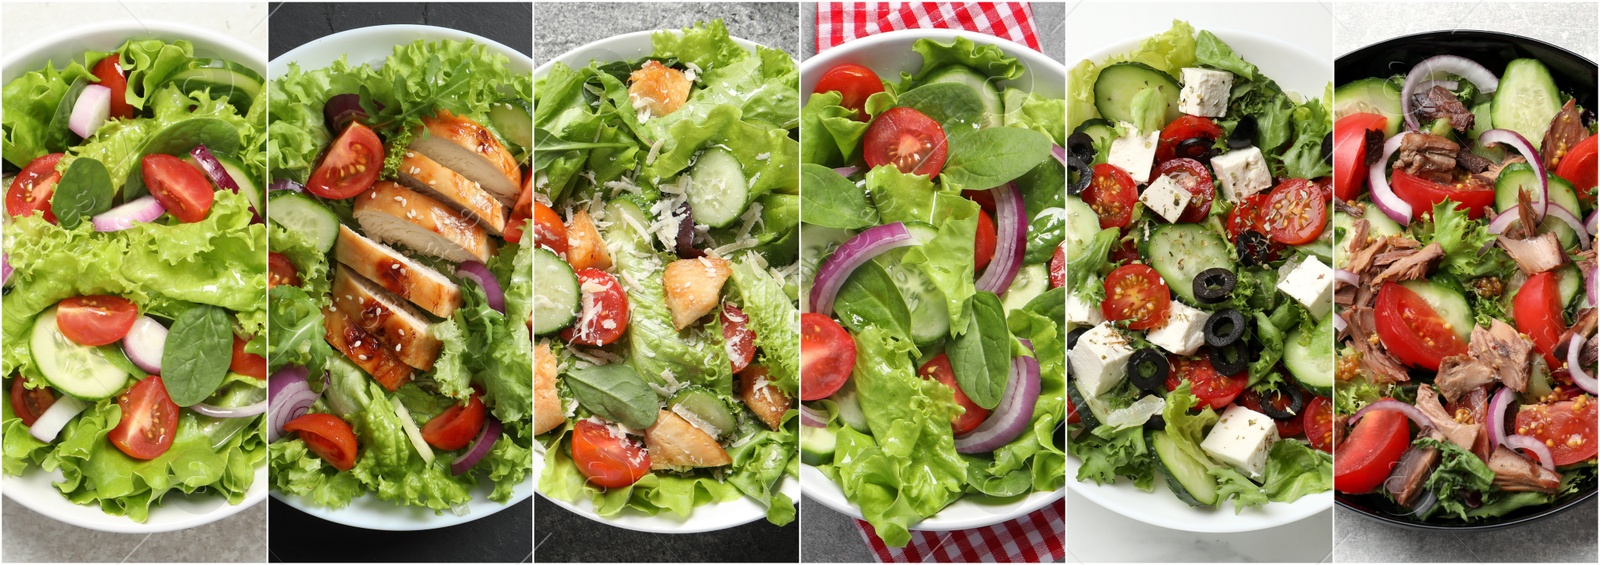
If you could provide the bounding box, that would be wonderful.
[1334,0,1598,59]
[1064,2,1335,562]
[1,1,268,54]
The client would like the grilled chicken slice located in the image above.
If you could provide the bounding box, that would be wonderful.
[644,409,731,471]
[332,265,441,371]
[566,209,612,271]
[396,150,508,235]
[335,225,462,318]
[534,342,564,435]
[662,257,731,330]
[409,110,520,207]
[324,306,413,392]
[354,181,492,264]
[738,366,792,431]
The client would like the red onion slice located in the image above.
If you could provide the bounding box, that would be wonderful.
[1588,264,1598,308]
[28,395,88,443]
[977,183,1026,294]
[2,254,11,286]
[1350,398,1434,431]
[955,341,1040,454]
[1369,133,1414,224]
[324,93,370,133]
[800,404,826,428]
[1333,314,1348,334]
[1568,334,1597,395]
[122,316,168,374]
[91,196,166,232]
[1334,269,1359,286]
[268,366,320,443]
[808,222,917,316]
[456,261,506,313]
[1486,203,1589,248]
[1488,386,1516,448]
[1402,55,1499,132]
[832,166,859,178]
[190,145,240,194]
[69,85,111,139]
[1479,129,1548,219]
[269,178,305,193]
[1586,209,1598,234]
[1506,434,1556,470]
[191,400,267,418]
[1051,144,1067,166]
[450,416,503,475]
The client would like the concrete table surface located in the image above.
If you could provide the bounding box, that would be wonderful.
[1333,3,1598,562]
[0,3,267,562]
[798,2,1063,560]
[531,2,799,562]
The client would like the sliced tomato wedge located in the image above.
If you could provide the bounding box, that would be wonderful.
[10,378,57,427]
[307,122,383,199]
[1514,398,1597,467]
[1333,409,1411,494]
[863,107,948,177]
[534,202,568,257]
[919,353,989,435]
[721,304,757,374]
[800,313,855,401]
[1332,113,1387,202]
[1049,243,1065,289]
[1101,264,1172,330]
[812,63,886,120]
[1514,271,1566,367]
[974,209,997,270]
[108,377,180,460]
[571,419,650,488]
[1389,170,1495,220]
[1303,396,1334,453]
[1375,282,1469,371]
[1155,115,1223,163]
[268,252,302,288]
[229,336,267,379]
[1165,355,1247,410]
[6,153,64,222]
[56,295,138,347]
[1262,178,1328,245]
[1555,135,1597,201]
[421,391,487,451]
[91,53,133,120]
[559,268,629,346]
[284,412,360,470]
[1084,163,1137,229]
[1153,158,1215,222]
[142,154,215,223]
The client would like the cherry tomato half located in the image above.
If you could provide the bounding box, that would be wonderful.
[284,412,360,470]
[559,268,629,346]
[307,122,383,199]
[812,63,885,120]
[56,295,138,347]
[109,377,180,460]
[800,313,855,401]
[919,353,989,435]
[142,154,215,223]
[5,153,64,223]
[863,107,948,177]
[1101,264,1171,331]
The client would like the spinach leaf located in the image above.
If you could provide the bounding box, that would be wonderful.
[939,127,1053,191]
[1016,158,1066,264]
[565,364,659,430]
[51,157,114,229]
[800,164,877,229]
[45,78,89,152]
[162,304,234,406]
[896,82,986,128]
[834,260,912,343]
[947,291,1011,410]
[122,117,240,199]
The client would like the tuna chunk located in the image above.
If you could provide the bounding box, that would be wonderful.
[1488,445,1562,492]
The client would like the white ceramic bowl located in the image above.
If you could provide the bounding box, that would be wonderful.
[1064,29,1335,534]
[532,29,802,534]
[267,24,534,531]
[798,29,1068,531]
[0,21,267,534]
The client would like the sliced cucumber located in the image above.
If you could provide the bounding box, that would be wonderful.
[920,64,1003,127]
[1494,163,1581,247]
[488,101,534,152]
[832,379,870,433]
[1467,101,1505,162]
[1555,263,1583,309]
[799,424,837,465]
[667,386,736,439]
[1333,77,1402,137]
[1063,196,1101,260]
[878,258,949,346]
[212,153,264,215]
[1284,314,1336,397]
[1093,63,1181,127]
[1145,223,1234,305]
[267,192,339,252]
[902,221,939,244]
[1150,430,1219,507]
[31,308,130,400]
[1400,279,1473,343]
[166,66,262,112]
[533,248,578,335]
[687,147,750,228]
[1067,380,1100,429]
[1002,264,1050,312]
[1492,59,1563,151]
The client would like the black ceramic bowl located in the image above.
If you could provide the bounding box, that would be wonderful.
[1336,30,1597,530]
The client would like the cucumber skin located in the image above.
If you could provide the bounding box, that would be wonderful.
[799,424,837,466]
[1492,59,1563,151]
[1093,63,1181,127]
[1149,429,1219,507]
[532,248,579,335]
[1144,223,1234,305]
[267,192,339,252]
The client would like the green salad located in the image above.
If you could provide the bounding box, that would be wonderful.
[2,39,268,522]
[264,38,534,513]
[532,20,801,525]
[798,36,1067,546]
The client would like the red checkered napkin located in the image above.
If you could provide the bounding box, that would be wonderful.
[816,2,1042,54]
[855,499,1065,563]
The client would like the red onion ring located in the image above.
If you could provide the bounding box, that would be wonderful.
[2,254,11,286]
[1402,55,1499,132]
[800,404,826,428]
[122,316,168,374]
[456,261,506,313]
[1479,129,1548,219]
[1369,133,1413,224]
[955,340,1040,454]
[1506,434,1557,470]
[28,396,88,443]
[976,183,1026,294]
[191,400,267,418]
[1333,314,1348,334]
[832,166,859,178]
[450,416,503,475]
[1568,334,1597,395]
[1588,264,1598,307]
[808,222,916,316]
[1051,144,1067,166]
[1350,398,1434,431]
[268,366,320,443]
[91,196,166,232]
[1488,386,1516,448]
[190,145,241,195]
[1486,203,1589,248]
[269,178,305,193]
[1334,269,1360,286]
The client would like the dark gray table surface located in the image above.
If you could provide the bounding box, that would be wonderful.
[264,3,532,562]
[530,3,799,562]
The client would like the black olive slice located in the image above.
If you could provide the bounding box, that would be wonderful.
[1208,343,1250,376]
[1127,348,1170,393]
[1255,381,1307,420]
[1193,268,1237,304]
[1204,309,1247,348]
[1228,116,1257,149]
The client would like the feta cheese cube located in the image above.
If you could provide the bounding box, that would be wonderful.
[1107,124,1160,184]
[1277,255,1333,318]
[1210,146,1272,201]
[1069,322,1134,398]
[1201,405,1280,480]
[1139,174,1192,223]
[1065,292,1105,329]
[1146,301,1211,355]
[1178,68,1233,118]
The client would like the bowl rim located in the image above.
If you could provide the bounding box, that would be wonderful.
[0,19,266,534]
[1333,28,1598,531]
